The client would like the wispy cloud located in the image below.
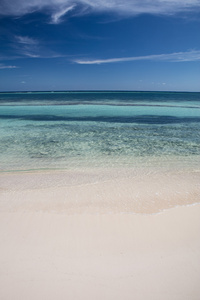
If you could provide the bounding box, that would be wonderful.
[51,5,76,24]
[14,35,41,57]
[0,34,65,60]
[0,0,200,21]
[13,35,65,58]
[16,36,38,45]
[74,50,200,64]
[0,63,18,69]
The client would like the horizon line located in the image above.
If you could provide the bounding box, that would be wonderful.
[0,89,199,94]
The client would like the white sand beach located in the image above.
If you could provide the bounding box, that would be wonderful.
[0,169,200,300]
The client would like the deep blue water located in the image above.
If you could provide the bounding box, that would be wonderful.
[0,91,200,172]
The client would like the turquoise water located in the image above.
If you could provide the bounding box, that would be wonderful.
[0,91,200,172]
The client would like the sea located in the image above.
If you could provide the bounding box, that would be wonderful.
[0,91,200,173]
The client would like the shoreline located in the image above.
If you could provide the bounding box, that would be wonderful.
[1,167,200,214]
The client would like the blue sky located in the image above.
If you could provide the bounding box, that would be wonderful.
[0,0,200,92]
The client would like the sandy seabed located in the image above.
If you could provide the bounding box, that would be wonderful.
[0,169,200,300]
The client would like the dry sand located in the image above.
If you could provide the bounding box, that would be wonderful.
[0,170,200,300]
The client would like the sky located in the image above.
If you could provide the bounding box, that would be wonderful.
[0,0,200,92]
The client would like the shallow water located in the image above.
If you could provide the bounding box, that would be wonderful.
[0,91,200,173]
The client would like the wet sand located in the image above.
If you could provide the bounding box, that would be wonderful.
[1,167,200,214]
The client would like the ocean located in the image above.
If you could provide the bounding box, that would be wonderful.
[0,91,200,172]
[0,91,200,212]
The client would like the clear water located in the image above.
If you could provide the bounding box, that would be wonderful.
[0,91,200,172]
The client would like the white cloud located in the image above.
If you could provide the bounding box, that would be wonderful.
[0,0,200,21]
[16,36,38,45]
[13,35,65,58]
[0,63,18,69]
[14,35,41,57]
[74,50,200,64]
[23,53,40,58]
[51,5,76,24]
